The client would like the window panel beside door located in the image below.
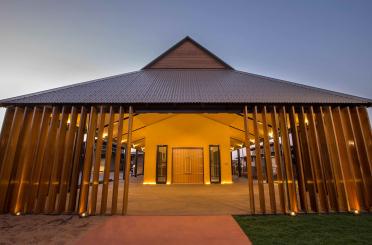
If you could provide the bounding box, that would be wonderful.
[209,145,221,183]
[156,145,167,184]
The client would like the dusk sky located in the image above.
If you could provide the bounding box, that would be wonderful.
[0,0,371,124]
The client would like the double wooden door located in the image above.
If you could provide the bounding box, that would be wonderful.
[172,148,204,184]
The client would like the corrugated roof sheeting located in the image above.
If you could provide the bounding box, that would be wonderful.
[0,69,370,105]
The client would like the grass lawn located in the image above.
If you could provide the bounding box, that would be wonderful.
[234,213,372,245]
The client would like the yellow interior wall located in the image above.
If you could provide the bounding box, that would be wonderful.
[143,114,232,184]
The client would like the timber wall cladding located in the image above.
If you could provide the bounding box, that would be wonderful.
[0,105,371,215]
[0,105,133,215]
[148,40,228,69]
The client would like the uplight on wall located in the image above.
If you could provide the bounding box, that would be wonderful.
[143,182,156,185]
[290,211,296,216]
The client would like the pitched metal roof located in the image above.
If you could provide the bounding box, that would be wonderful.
[1,69,370,105]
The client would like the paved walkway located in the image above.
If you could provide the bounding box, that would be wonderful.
[75,216,251,245]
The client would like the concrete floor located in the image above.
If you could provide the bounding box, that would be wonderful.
[128,181,251,215]
[92,176,287,215]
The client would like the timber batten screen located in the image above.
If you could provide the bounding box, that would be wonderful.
[0,105,134,215]
[0,104,370,215]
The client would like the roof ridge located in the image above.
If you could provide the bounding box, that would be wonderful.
[0,70,141,104]
[234,70,372,103]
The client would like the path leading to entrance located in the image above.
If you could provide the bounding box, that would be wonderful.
[75,216,251,245]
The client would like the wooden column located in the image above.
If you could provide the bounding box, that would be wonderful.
[340,107,367,210]
[26,107,51,213]
[278,106,298,213]
[101,106,115,214]
[323,106,349,211]
[35,106,60,213]
[47,106,69,213]
[298,106,318,212]
[57,106,79,213]
[122,106,133,215]
[332,107,358,211]
[271,106,286,213]
[0,108,15,173]
[253,106,266,213]
[350,107,372,209]
[6,107,34,213]
[307,106,329,212]
[357,107,372,173]
[68,106,87,212]
[78,106,98,215]
[316,107,340,211]
[289,106,308,212]
[243,106,255,214]
[10,107,42,214]
[262,106,276,213]
[0,107,26,212]
[89,106,106,215]
[112,106,125,214]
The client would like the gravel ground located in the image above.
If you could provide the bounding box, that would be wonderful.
[0,214,106,245]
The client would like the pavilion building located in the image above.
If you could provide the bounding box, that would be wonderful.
[0,36,371,216]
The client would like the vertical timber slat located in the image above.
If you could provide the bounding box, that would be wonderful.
[26,107,51,213]
[57,106,78,213]
[351,107,372,209]
[122,106,133,215]
[271,106,286,213]
[101,106,114,214]
[112,106,124,214]
[10,107,42,214]
[47,106,69,213]
[68,106,87,212]
[333,107,358,211]
[0,108,15,173]
[243,106,255,214]
[316,107,340,211]
[0,107,25,213]
[253,106,266,213]
[289,106,308,212]
[340,107,366,210]
[89,106,106,215]
[262,106,276,213]
[308,106,329,212]
[78,106,98,215]
[279,106,298,213]
[357,107,372,173]
[324,106,349,211]
[298,107,318,212]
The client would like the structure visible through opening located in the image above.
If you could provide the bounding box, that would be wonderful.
[0,36,371,216]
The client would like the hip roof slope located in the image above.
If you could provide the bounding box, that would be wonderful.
[0,69,370,105]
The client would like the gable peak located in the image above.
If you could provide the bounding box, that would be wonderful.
[143,36,233,70]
